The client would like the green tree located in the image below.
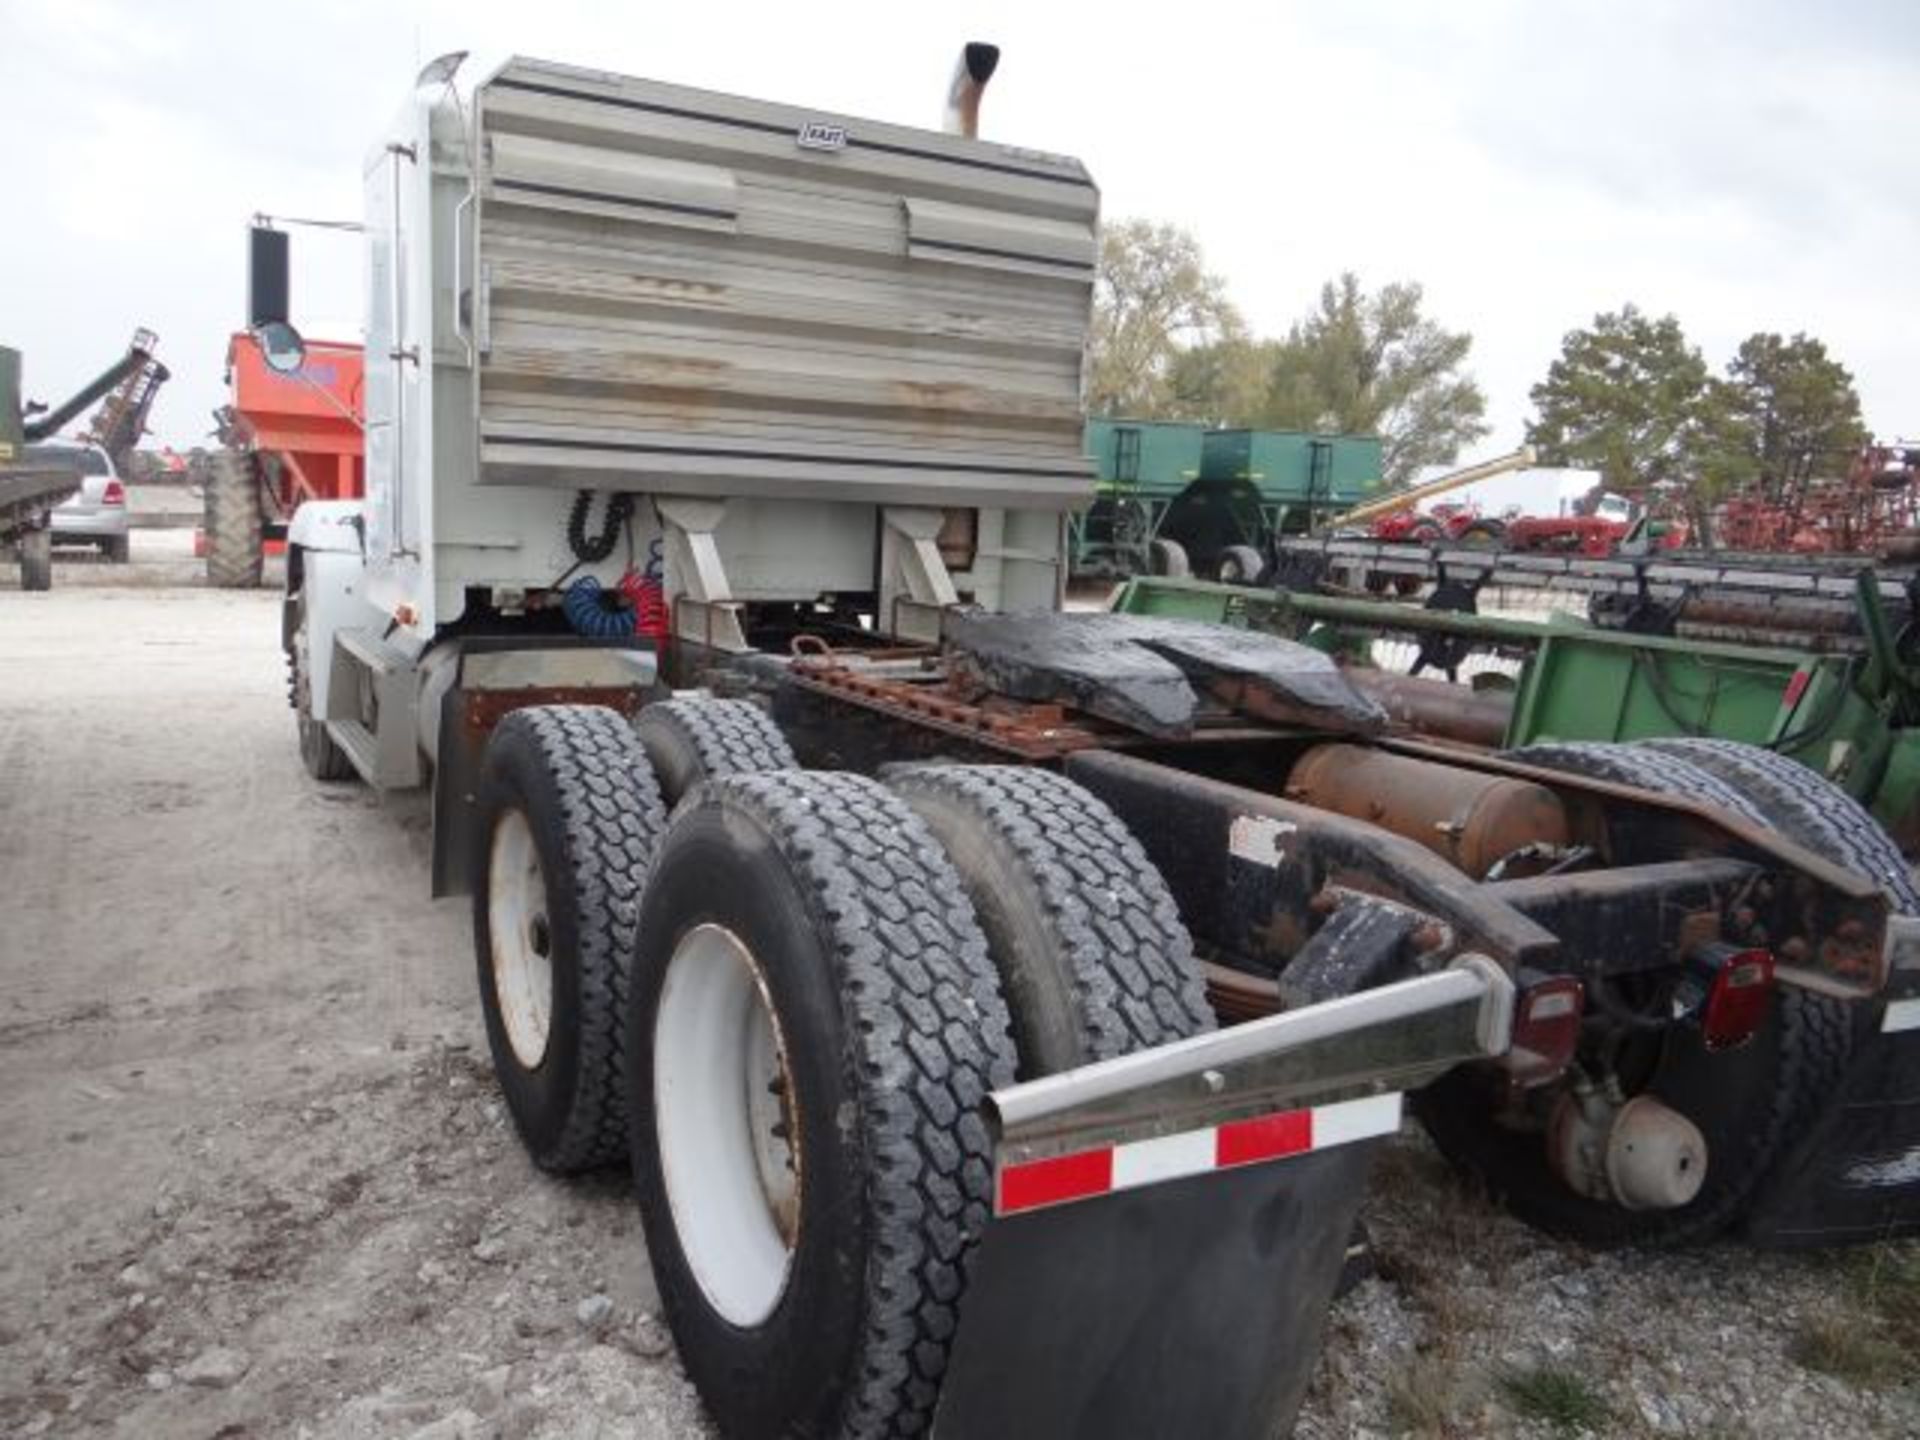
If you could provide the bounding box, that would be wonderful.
[1714,332,1866,505]
[1163,335,1273,425]
[1256,274,1489,484]
[1526,306,1709,497]
[1087,220,1241,417]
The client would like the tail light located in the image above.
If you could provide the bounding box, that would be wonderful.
[102,480,126,506]
[1504,972,1585,1085]
[1680,944,1775,1052]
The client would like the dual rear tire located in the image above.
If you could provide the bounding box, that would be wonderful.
[1420,738,1901,1247]
[472,699,1211,1438]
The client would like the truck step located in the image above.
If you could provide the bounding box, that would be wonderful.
[326,719,383,785]
[334,626,418,678]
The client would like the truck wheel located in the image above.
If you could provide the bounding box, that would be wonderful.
[632,697,796,807]
[1637,738,1920,912]
[1148,537,1190,578]
[289,584,354,781]
[475,706,667,1172]
[891,765,1213,1075]
[19,527,52,592]
[628,772,1014,1440]
[205,449,263,589]
[1637,740,1920,1242]
[1418,740,1825,1246]
[1217,544,1266,586]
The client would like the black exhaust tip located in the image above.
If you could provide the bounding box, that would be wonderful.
[963,42,1000,85]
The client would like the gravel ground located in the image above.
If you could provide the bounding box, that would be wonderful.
[2,563,1917,1438]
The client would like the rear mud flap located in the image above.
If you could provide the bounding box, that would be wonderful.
[934,1142,1377,1439]
[930,962,1514,1436]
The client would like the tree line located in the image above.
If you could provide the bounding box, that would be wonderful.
[1090,218,1871,512]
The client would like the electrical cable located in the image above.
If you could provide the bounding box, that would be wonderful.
[567,490,634,564]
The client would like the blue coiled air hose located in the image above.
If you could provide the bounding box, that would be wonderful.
[562,574,636,639]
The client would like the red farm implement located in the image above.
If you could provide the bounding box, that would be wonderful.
[201,330,363,587]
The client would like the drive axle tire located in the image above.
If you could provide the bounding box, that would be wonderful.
[1502,740,1768,825]
[632,697,797,807]
[1639,740,1920,1243]
[19,527,51,592]
[891,764,1213,1076]
[1417,741,1826,1246]
[629,771,1015,1440]
[205,449,263,589]
[474,706,667,1173]
[1638,738,1920,911]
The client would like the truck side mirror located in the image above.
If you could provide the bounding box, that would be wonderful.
[255,321,307,375]
[248,225,291,329]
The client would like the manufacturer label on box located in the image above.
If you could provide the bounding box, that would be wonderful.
[796,121,847,152]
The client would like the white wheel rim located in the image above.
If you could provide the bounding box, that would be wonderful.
[655,923,800,1327]
[488,809,554,1069]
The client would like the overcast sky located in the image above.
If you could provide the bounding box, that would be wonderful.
[2,0,1913,453]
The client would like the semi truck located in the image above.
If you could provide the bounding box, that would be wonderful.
[264,46,1920,1439]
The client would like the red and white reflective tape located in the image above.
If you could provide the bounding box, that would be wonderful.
[994,1092,1402,1217]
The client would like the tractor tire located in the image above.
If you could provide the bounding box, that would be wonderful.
[288,579,354,782]
[1458,519,1506,548]
[474,706,667,1173]
[19,527,51,592]
[104,533,131,564]
[204,449,264,589]
[1217,544,1266,586]
[1148,537,1190,578]
[1418,740,1833,1246]
[891,765,1213,1077]
[632,697,797,808]
[627,771,1015,1440]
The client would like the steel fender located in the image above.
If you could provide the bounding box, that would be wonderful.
[933,964,1511,1439]
[300,547,382,720]
[287,498,365,554]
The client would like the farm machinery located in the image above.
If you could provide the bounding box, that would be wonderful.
[260,46,1920,1439]
[202,318,365,588]
[1118,560,1920,848]
[1713,440,1920,554]
[1,331,161,591]
[1071,419,1383,583]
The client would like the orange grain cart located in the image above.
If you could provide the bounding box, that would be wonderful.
[200,332,364,585]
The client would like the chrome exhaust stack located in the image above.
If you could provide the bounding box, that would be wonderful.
[943,42,1000,137]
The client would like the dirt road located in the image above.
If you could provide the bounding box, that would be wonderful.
[2,573,1917,1438]
[0,583,706,1438]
